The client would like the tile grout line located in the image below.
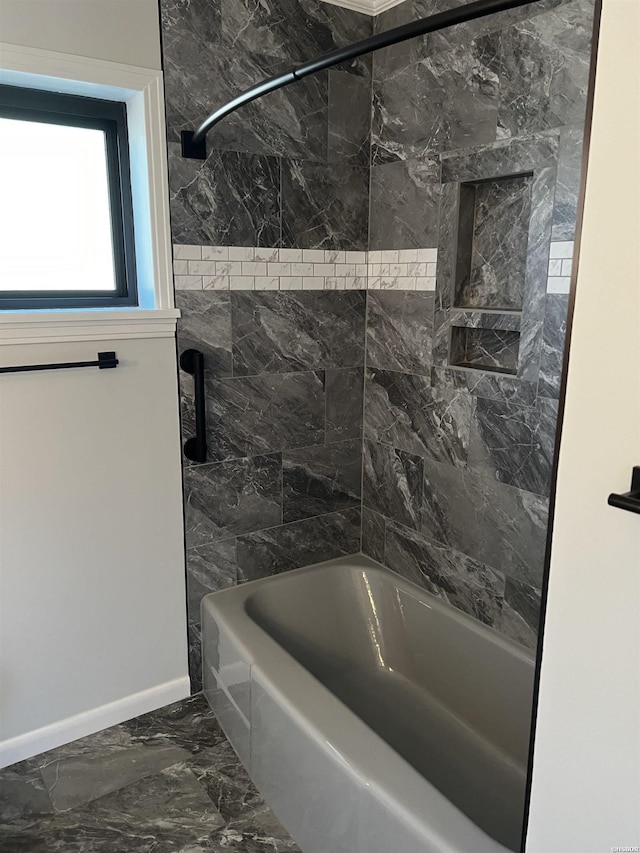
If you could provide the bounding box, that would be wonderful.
[360,289,369,556]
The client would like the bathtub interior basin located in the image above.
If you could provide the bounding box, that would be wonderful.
[202,556,536,853]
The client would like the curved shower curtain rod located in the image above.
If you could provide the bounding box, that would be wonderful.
[181,0,540,159]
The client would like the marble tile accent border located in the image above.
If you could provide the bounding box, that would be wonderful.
[546,240,574,293]
[173,245,438,291]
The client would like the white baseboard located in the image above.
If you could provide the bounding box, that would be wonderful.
[0,676,191,769]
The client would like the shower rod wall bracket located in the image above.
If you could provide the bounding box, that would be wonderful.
[181,0,542,160]
[181,130,207,161]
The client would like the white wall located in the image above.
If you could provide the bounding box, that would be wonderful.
[0,0,189,766]
[526,0,640,848]
[0,0,162,69]
[0,337,188,757]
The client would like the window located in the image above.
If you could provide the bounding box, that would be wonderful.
[0,85,137,309]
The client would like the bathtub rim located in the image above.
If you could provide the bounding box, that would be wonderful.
[241,554,535,664]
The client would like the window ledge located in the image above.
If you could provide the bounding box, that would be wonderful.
[0,308,180,345]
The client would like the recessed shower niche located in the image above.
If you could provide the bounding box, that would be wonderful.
[449,173,533,375]
[449,326,520,375]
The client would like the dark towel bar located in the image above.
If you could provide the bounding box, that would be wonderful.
[0,351,118,374]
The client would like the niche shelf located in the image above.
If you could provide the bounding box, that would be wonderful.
[450,326,520,375]
[448,172,532,376]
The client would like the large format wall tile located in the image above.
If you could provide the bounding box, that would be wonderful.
[185,538,237,691]
[362,506,386,564]
[372,1,429,73]
[187,621,204,692]
[328,70,372,166]
[504,575,542,634]
[469,397,559,495]
[422,458,549,587]
[430,366,538,408]
[326,368,363,442]
[374,0,415,34]
[204,371,326,461]
[184,454,282,546]
[538,294,569,399]
[423,0,568,53]
[369,160,441,249]
[283,440,362,523]
[237,508,362,581]
[220,0,372,67]
[553,124,585,240]
[494,574,543,649]
[231,291,365,375]
[517,164,556,384]
[365,369,473,467]
[476,481,549,588]
[281,160,369,250]
[161,0,222,49]
[362,439,424,530]
[495,596,538,650]
[186,539,237,626]
[366,291,435,374]
[164,31,328,160]
[371,33,501,164]
[497,0,593,138]
[440,131,559,184]
[421,457,481,553]
[384,520,506,627]
[169,145,281,247]
[176,292,232,377]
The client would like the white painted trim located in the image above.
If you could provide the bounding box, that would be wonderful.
[0,42,166,106]
[0,309,180,345]
[0,43,175,335]
[0,676,191,768]
[319,0,406,16]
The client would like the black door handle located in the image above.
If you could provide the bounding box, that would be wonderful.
[180,348,207,463]
[608,467,640,514]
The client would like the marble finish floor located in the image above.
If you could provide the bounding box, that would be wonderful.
[0,694,301,852]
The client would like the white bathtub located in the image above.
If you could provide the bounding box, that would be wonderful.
[201,555,535,853]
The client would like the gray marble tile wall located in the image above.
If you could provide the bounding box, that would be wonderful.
[162,0,374,691]
[177,290,364,690]
[370,0,593,249]
[161,0,373,250]
[362,0,596,650]
[162,0,595,688]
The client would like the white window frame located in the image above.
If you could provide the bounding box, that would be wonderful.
[0,43,178,343]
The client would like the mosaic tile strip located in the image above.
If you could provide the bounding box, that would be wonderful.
[546,241,574,294]
[173,245,438,292]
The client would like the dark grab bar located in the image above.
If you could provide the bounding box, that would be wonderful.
[0,351,118,374]
[180,348,207,463]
